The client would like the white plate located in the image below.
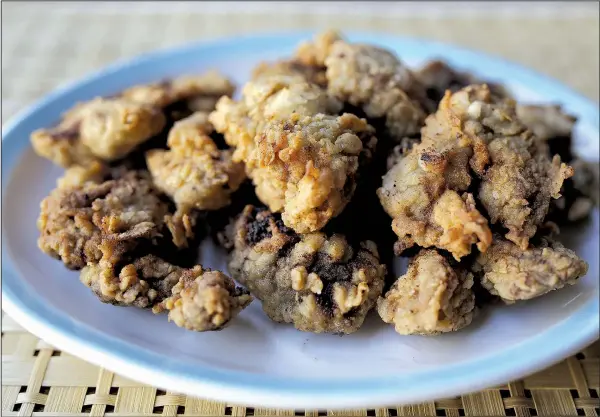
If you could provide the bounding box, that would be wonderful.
[2,32,599,409]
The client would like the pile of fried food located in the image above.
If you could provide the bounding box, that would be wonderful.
[33,31,596,335]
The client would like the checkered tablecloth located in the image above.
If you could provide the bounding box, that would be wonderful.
[1,2,598,123]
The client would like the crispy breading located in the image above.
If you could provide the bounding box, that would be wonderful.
[377,87,493,260]
[37,171,169,269]
[458,88,575,249]
[377,249,475,335]
[31,98,166,167]
[227,205,386,334]
[325,40,426,140]
[379,85,573,253]
[210,75,376,233]
[81,252,251,331]
[146,112,245,214]
[32,71,235,168]
[472,237,588,303]
[155,267,252,331]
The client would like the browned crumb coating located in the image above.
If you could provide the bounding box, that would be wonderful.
[472,237,588,303]
[228,205,386,334]
[377,249,475,335]
[81,252,251,331]
[146,112,245,214]
[464,88,574,249]
[377,86,493,260]
[37,171,168,270]
[324,38,426,140]
[210,75,377,233]
[31,98,166,167]
[155,268,252,332]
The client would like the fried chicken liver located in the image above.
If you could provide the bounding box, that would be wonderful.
[377,249,475,335]
[227,205,386,334]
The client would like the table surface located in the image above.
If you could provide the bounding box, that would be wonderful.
[2,3,599,415]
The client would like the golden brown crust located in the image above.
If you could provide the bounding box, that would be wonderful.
[38,171,169,270]
[32,71,235,168]
[31,98,166,166]
[81,251,252,331]
[325,40,426,140]
[155,268,252,332]
[460,88,575,249]
[472,237,588,303]
[377,249,475,335]
[210,75,376,233]
[377,87,494,260]
[227,205,386,334]
[146,112,246,214]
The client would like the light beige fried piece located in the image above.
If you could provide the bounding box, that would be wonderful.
[31,98,166,166]
[377,249,475,335]
[325,40,426,139]
[210,76,342,163]
[455,87,575,249]
[472,237,588,303]
[381,84,573,252]
[377,87,493,260]
[81,252,252,331]
[37,171,169,269]
[121,70,236,108]
[56,160,109,188]
[481,137,573,249]
[210,75,376,233]
[155,267,252,332]
[146,112,245,214]
[227,206,386,334]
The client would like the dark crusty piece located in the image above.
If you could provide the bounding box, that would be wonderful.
[81,252,252,331]
[37,170,169,270]
[227,205,386,334]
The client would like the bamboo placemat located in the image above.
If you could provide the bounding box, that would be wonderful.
[1,312,599,416]
[2,3,599,416]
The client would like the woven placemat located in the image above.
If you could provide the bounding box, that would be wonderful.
[2,3,599,416]
[1,313,599,416]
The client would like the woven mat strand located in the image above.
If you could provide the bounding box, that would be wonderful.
[2,314,599,416]
[2,4,600,416]
[1,3,599,122]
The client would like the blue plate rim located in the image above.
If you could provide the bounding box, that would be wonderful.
[2,31,599,408]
